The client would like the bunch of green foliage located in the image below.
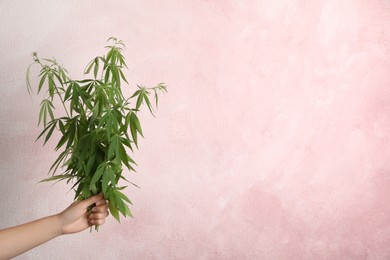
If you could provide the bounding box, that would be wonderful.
[26,38,167,229]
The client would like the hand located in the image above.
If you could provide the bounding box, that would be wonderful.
[57,193,109,235]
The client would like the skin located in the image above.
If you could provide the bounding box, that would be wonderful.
[0,193,109,259]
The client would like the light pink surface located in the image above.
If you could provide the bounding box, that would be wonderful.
[1,0,390,259]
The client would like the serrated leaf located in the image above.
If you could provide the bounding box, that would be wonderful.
[104,68,110,83]
[38,174,73,183]
[115,190,132,205]
[64,83,72,101]
[90,163,105,189]
[135,91,144,110]
[55,134,68,151]
[119,69,128,84]
[66,121,75,149]
[47,102,55,121]
[130,112,143,137]
[44,121,57,145]
[84,60,94,74]
[48,74,55,98]
[94,59,99,79]
[36,120,54,142]
[154,89,159,108]
[38,102,45,126]
[129,116,138,149]
[58,120,65,134]
[130,90,141,98]
[143,94,155,117]
[102,168,110,195]
[49,149,68,174]
[117,140,130,169]
[38,73,47,94]
[108,200,121,223]
[86,153,96,176]
[119,175,140,188]
[26,63,33,96]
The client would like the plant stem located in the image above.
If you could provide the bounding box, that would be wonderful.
[56,89,70,118]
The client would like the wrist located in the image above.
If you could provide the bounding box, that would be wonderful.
[50,214,64,236]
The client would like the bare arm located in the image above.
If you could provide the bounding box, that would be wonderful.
[0,193,109,259]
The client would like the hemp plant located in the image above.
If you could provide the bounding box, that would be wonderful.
[26,38,167,230]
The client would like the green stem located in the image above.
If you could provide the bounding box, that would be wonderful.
[56,89,70,118]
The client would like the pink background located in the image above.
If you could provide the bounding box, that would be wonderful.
[1,0,390,259]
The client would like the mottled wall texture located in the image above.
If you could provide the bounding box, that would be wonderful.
[1,0,390,259]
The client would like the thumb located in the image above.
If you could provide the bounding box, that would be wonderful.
[80,193,104,209]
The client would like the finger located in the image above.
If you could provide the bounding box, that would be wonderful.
[94,198,108,207]
[92,204,109,213]
[92,218,106,226]
[89,211,109,220]
[81,193,104,209]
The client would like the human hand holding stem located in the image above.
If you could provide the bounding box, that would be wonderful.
[0,193,109,259]
[59,193,109,234]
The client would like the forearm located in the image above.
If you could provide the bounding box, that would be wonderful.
[0,214,62,259]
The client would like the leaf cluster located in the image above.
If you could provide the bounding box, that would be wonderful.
[26,38,168,225]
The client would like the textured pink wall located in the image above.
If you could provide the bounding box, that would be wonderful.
[1,0,390,259]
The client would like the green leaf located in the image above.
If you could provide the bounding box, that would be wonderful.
[115,190,133,205]
[115,195,132,218]
[130,90,141,98]
[38,174,73,183]
[49,149,68,174]
[117,141,130,169]
[154,89,159,108]
[94,58,99,79]
[48,74,55,98]
[42,58,56,63]
[118,69,128,84]
[135,91,144,110]
[102,169,109,195]
[107,135,117,159]
[86,153,96,176]
[66,120,75,149]
[26,63,33,96]
[104,68,110,83]
[84,60,94,74]
[106,49,114,63]
[127,155,137,167]
[64,83,72,101]
[143,93,155,117]
[38,102,45,126]
[119,175,140,188]
[46,101,55,121]
[108,198,120,223]
[112,66,120,87]
[120,136,132,150]
[90,163,105,188]
[44,120,57,145]
[124,132,134,152]
[55,134,68,151]
[130,112,143,137]
[58,120,65,134]
[123,202,133,218]
[129,116,138,149]
[38,73,47,94]
[102,167,115,195]
[108,168,117,186]
[36,121,54,142]
[53,71,63,85]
